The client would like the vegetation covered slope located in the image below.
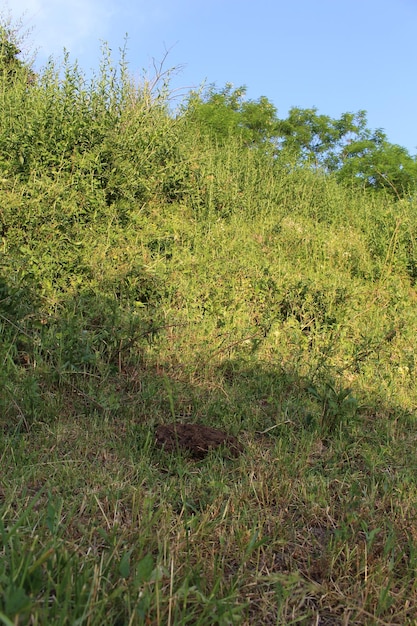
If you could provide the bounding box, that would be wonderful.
[1,27,417,625]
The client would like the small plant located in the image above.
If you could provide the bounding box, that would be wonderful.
[307,380,358,435]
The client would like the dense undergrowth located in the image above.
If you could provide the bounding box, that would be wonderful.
[1,43,417,625]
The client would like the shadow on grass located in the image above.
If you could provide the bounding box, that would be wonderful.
[1,278,414,458]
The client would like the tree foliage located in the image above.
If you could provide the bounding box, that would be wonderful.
[185,84,279,149]
[0,15,33,81]
[0,27,21,75]
[336,132,417,197]
[276,107,367,166]
[184,84,417,198]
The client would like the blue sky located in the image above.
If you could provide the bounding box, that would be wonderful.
[6,0,417,154]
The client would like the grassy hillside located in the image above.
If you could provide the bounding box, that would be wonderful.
[1,48,417,625]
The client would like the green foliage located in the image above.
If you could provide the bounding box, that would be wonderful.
[277,107,367,165]
[0,26,22,77]
[338,137,417,197]
[277,108,417,197]
[185,83,279,149]
[0,21,24,79]
[184,87,417,198]
[307,380,358,435]
[0,14,35,93]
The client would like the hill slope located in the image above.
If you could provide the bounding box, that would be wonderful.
[1,48,417,625]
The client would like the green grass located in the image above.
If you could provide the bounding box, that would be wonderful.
[1,45,417,624]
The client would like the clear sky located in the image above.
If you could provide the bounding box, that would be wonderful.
[5,0,417,155]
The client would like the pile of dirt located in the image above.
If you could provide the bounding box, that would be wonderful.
[155,423,243,459]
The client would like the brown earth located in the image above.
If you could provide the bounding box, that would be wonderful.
[155,423,243,459]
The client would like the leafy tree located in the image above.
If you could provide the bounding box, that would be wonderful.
[240,95,280,145]
[185,84,279,148]
[277,107,417,197]
[337,131,417,197]
[0,16,34,83]
[0,22,23,76]
[276,107,369,167]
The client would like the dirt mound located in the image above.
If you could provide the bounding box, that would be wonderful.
[155,423,242,459]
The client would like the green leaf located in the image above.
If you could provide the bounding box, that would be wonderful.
[135,554,154,584]
[5,587,31,615]
[119,550,132,579]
